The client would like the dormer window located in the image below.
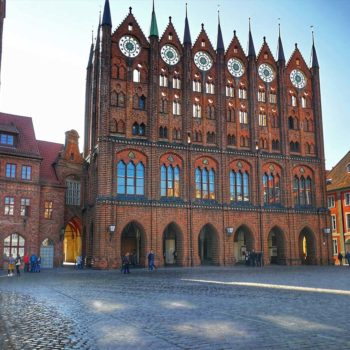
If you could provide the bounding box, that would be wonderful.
[1,133,14,146]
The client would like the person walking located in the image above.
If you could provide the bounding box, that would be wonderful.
[7,254,15,277]
[23,254,30,272]
[15,254,21,276]
[345,250,350,266]
[338,252,343,266]
[147,250,155,271]
[122,252,130,274]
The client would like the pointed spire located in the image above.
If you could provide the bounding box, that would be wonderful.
[183,3,191,45]
[247,18,256,57]
[87,41,94,68]
[150,0,159,37]
[311,31,319,68]
[95,16,101,51]
[277,23,285,62]
[217,10,224,52]
[102,0,112,27]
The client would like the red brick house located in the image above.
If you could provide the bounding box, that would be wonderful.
[0,112,82,268]
[326,151,350,264]
[82,1,330,269]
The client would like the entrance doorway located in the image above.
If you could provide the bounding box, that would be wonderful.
[198,224,218,265]
[121,221,145,267]
[268,227,286,264]
[163,222,182,265]
[63,219,82,264]
[233,226,254,263]
[299,228,316,265]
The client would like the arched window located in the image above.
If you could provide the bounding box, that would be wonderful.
[3,233,25,259]
[117,120,125,134]
[117,160,144,196]
[193,80,201,92]
[139,95,146,110]
[288,116,294,129]
[243,172,249,202]
[111,91,118,106]
[161,165,180,198]
[193,104,201,118]
[139,123,145,136]
[227,108,235,122]
[133,69,140,82]
[173,100,181,115]
[305,176,312,205]
[195,167,215,200]
[206,82,215,94]
[229,169,251,203]
[207,132,215,144]
[293,176,299,204]
[207,106,215,120]
[227,134,236,146]
[159,74,168,87]
[132,122,139,136]
[293,174,313,206]
[263,171,281,205]
[160,98,168,113]
[159,126,168,139]
[226,85,234,97]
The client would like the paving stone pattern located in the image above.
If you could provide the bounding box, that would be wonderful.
[0,266,350,349]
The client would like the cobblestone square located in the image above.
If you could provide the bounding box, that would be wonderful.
[1,265,350,349]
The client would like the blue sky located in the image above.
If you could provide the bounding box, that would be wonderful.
[1,0,349,169]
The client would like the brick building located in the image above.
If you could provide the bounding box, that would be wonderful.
[82,0,330,269]
[326,151,350,264]
[0,0,6,87]
[0,112,83,268]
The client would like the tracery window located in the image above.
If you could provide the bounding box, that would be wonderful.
[206,82,215,94]
[195,167,215,200]
[258,113,267,127]
[159,74,168,87]
[227,108,235,122]
[66,179,81,206]
[238,87,247,99]
[132,122,146,136]
[3,234,25,259]
[239,110,248,124]
[160,165,180,197]
[193,80,201,92]
[263,172,281,205]
[173,77,181,89]
[173,100,181,115]
[193,103,201,118]
[293,175,313,206]
[230,170,250,202]
[117,160,145,195]
[226,85,234,97]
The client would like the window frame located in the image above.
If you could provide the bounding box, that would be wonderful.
[44,200,53,219]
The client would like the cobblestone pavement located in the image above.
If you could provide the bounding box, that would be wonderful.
[0,265,350,349]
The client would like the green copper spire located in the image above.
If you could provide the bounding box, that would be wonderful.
[150,0,159,37]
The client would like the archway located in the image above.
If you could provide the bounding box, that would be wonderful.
[233,226,254,263]
[267,227,286,264]
[120,221,146,267]
[40,238,54,268]
[299,228,316,265]
[198,224,219,265]
[63,218,82,264]
[163,222,183,266]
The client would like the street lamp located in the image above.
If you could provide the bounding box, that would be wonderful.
[108,225,116,242]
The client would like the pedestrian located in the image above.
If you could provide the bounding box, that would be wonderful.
[30,253,37,272]
[76,255,82,269]
[15,254,21,276]
[173,250,177,263]
[147,250,155,271]
[8,254,15,277]
[346,251,350,266]
[338,252,343,266]
[23,253,30,272]
[36,256,41,272]
[250,249,256,267]
[122,252,130,274]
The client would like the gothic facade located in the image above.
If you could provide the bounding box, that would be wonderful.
[83,0,330,269]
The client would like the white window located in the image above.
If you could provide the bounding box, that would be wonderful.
[66,179,81,206]
[327,195,335,208]
[347,213,350,231]
[291,95,297,107]
[345,192,350,206]
[301,96,306,108]
[193,81,201,92]
[347,163,350,173]
[332,239,338,255]
[258,91,266,102]
[193,104,201,118]
[258,113,267,126]
[206,82,215,94]
[173,77,181,89]
[226,86,234,97]
[239,111,248,124]
[133,69,140,82]
[159,75,168,87]
[173,101,181,115]
[269,93,277,104]
[238,88,247,99]
[331,214,337,232]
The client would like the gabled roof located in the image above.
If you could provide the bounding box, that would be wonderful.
[327,151,350,191]
[37,140,63,185]
[0,112,41,158]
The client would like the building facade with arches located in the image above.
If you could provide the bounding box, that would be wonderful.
[82,0,330,269]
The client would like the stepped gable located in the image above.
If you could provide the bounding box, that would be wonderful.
[286,43,310,72]
[37,140,63,185]
[0,112,40,158]
[112,8,149,49]
[225,31,248,65]
[160,17,183,54]
[256,37,278,71]
[192,24,216,59]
